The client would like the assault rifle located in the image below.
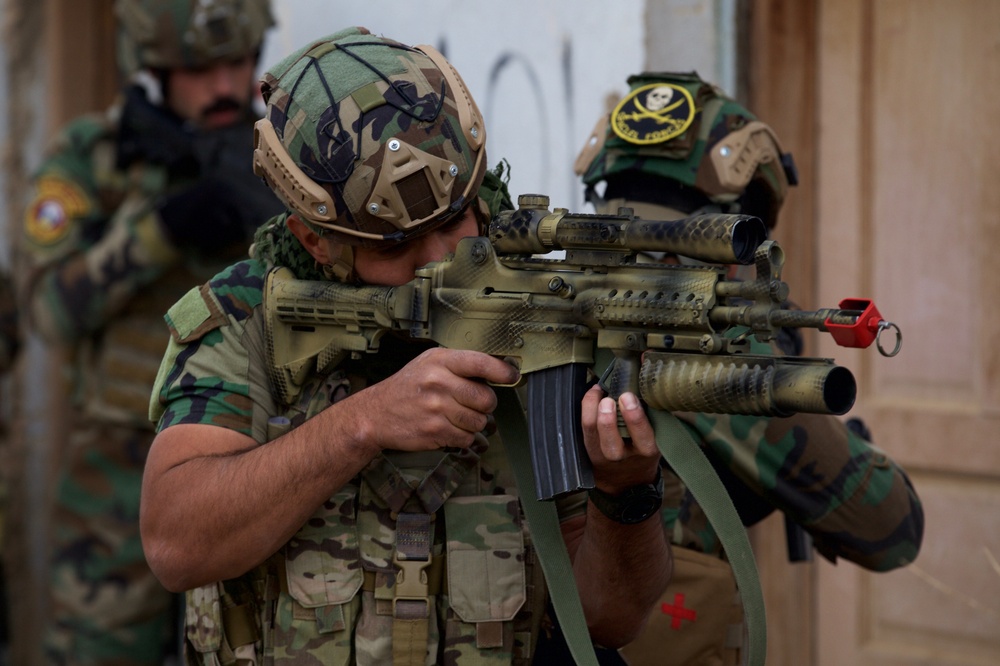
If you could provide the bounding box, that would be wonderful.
[264,194,901,500]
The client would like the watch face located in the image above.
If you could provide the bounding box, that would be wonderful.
[620,492,662,525]
[589,468,664,525]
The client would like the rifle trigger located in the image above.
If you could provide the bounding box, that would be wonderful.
[486,356,523,388]
[596,361,615,396]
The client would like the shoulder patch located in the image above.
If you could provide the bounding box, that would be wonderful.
[611,83,696,145]
[165,283,230,343]
[24,175,92,245]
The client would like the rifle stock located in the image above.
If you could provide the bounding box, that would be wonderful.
[264,195,901,500]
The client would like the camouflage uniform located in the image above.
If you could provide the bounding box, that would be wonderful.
[145,28,603,663]
[149,228,561,664]
[575,72,924,666]
[16,2,279,662]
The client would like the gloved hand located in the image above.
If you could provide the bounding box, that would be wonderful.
[120,84,285,253]
[117,84,198,174]
[156,176,255,254]
[193,121,286,224]
[156,121,285,254]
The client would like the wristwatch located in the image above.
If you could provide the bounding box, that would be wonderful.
[587,467,664,525]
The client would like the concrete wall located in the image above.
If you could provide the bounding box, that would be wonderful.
[261,0,738,213]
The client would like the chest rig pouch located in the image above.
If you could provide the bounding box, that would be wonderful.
[184,340,544,665]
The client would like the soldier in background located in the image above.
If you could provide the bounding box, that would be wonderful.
[15,1,281,663]
[574,71,925,666]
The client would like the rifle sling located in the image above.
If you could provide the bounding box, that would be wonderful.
[495,388,599,666]
[647,408,766,666]
[495,387,765,666]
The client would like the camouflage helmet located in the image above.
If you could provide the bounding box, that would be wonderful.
[252,27,488,250]
[574,71,797,229]
[115,0,274,74]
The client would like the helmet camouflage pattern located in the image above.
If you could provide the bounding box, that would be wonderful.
[115,0,274,73]
[252,27,488,249]
[575,71,797,229]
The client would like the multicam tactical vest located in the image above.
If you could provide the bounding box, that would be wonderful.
[183,335,547,665]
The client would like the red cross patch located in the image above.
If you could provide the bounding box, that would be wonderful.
[661,592,697,629]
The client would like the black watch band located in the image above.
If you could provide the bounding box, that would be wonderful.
[587,467,664,525]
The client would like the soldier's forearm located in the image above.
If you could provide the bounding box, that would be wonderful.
[564,509,672,648]
[141,406,381,591]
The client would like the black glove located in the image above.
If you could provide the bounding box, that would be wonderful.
[150,110,285,254]
[192,122,287,234]
[156,176,256,254]
[117,84,199,175]
[119,84,285,252]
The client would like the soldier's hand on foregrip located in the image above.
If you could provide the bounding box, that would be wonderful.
[156,177,253,253]
[353,348,519,452]
[581,385,661,496]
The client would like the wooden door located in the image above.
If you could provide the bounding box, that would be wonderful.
[744,2,821,664]
[812,1,1000,664]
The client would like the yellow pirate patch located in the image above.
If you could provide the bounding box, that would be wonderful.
[24,175,91,245]
[611,83,696,145]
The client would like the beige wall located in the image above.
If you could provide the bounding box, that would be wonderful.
[747,2,1000,664]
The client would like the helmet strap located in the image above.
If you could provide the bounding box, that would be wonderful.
[130,69,164,106]
[327,244,356,283]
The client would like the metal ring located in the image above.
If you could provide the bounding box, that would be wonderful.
[876,321,902,357]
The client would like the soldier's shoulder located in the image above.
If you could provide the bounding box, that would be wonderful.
[207,259,269,321]
[23,114,114,247]
[32,110,118,186]
[165,259,267,345]
[49,110,118,158]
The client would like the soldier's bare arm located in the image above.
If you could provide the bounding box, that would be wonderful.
[560,385,672,648]
[141,347,518,592]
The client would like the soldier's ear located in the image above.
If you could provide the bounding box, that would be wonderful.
[286,214,332,265]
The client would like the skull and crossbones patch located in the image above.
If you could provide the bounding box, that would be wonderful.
[611,82,696,145]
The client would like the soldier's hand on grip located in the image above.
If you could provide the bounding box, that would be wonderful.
[348,348,519,453]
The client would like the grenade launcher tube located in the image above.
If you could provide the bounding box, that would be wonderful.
[638,352,857,416]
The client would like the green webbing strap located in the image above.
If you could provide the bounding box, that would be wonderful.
[495,389,600,666]
[647,409,766,666]
[496,387,766,666]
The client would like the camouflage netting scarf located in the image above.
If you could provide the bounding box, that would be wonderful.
[249,160,513,281]
[249,211,325,280]
[480,158,514,217]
